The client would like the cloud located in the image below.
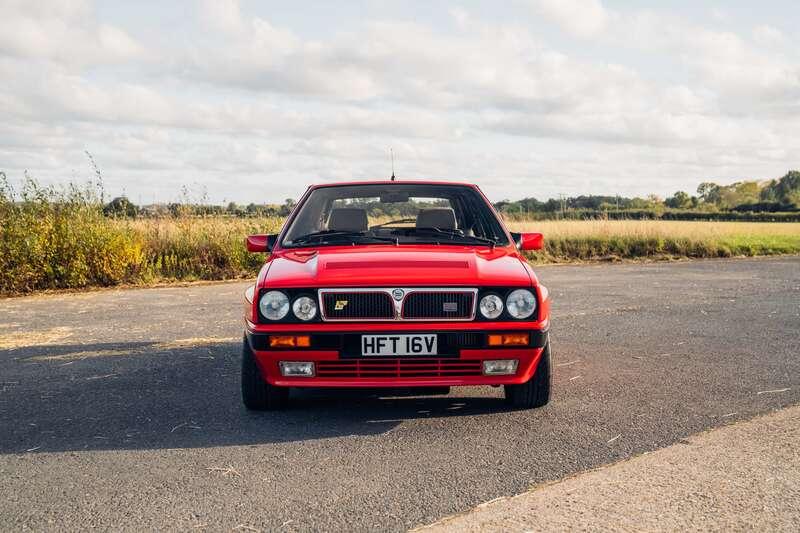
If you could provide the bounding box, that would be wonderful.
[0,0,143,66]
[0,1,798,203]
[752,24,785,47]
[198,0,245,34]
[547,6,800,115]
[530,0,610,38]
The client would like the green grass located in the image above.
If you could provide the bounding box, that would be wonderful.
[507,219,800,263]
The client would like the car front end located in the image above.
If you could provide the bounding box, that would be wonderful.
[245,283,549,388]
[241,181,551,409]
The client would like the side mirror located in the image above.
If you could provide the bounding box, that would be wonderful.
[246,234,277,253]
[512,232,544,251]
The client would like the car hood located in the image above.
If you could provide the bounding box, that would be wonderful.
[259,245,533,288]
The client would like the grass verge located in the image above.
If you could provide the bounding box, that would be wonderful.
[505,220,800,263]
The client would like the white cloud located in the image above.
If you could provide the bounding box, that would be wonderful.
[752,24,786,47]
[563,8,800,116]
[0,0,143,66]
[198,0,244,34]
[531,0,610,38]
[0,1,798,203]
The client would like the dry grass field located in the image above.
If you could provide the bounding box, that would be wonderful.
[507,219,800,239]
[506,219,800,262]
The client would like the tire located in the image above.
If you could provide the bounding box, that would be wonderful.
[241,336,289,410]
[504,340,551,409]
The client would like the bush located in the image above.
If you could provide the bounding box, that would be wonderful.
[0,175,281,294]
[0,175,146,292]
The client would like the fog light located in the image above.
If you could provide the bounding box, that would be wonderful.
[269,335,311,348]
[487,333,530,346]
[482,359,519,375]
[279,361,315,377]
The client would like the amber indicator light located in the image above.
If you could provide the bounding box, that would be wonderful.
[269,335,311,348]
[487,333,530,347]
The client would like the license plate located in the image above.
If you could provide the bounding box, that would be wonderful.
[362,334,437,356]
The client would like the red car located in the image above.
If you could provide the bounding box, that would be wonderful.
[242,181,551,409]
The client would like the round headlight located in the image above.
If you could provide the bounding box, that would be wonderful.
[506,289,536,319]
[479,294,504,319]
[292,296,318,321]
[259,290,290,320]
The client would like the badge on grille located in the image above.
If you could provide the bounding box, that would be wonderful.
[443,302,458,312]
[392,289,405,301]
[334,300,348,310]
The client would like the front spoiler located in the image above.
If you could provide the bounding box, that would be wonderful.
[246,329,546,387]
[245,328,549,352]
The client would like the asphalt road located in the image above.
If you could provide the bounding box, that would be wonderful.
[1,257,798,531]
[421,406,800,532]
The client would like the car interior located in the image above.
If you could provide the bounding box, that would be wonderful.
[326,207,460,233]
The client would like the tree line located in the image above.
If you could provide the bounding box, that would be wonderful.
[100,171,800,219]
[494,171,800,216]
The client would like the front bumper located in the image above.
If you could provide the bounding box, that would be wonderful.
[245,322,548,388]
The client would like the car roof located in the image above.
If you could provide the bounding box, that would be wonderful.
[307,180,478,190]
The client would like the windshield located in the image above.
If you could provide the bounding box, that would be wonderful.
[281,184,509,248]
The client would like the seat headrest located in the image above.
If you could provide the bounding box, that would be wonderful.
[328,208,368,232]
[416,208,457,230]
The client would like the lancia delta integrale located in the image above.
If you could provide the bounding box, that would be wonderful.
[241,181,551,409]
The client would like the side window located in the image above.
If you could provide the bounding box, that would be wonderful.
[467,194,500,241]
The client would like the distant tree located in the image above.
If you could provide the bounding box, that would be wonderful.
[279,198,296,216]
[762,170,800,207]
[665,191,691,209]
[697,182,721,204]
[628,197,651,209]
[493,200,512,212]
[543,198,561,212]
[103,196,138,218]
[646,194,663,206]
[731,181,760,207]
[760,180,779,202]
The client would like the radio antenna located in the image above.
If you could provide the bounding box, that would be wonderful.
[390,148,396,181]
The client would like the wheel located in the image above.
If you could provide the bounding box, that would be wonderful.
[241,336,289,410]
[504,341,551,409]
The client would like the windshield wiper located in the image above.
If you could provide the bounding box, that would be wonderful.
[289,230,397,246]
[412,227,497,248]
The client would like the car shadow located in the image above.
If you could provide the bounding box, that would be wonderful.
[0,340,511,455]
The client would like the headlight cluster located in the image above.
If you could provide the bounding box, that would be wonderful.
[479,294,504,319]
[479,289,536,320]
[259,291,317,321]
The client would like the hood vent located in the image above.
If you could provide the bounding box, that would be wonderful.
[326,260,469,270]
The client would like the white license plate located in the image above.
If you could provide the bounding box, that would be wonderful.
[362,334,438,356]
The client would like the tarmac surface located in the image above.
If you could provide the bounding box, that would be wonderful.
[1,257,798,531]
[419,404,800,532]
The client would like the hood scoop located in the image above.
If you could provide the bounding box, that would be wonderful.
[326,260,469,270]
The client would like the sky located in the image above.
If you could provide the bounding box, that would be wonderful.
[1,0,799,205]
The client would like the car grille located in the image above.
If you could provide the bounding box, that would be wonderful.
[319,288,478,321]
[321,292,394,320]
[402,292,475,320]
[315,359,483,378]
